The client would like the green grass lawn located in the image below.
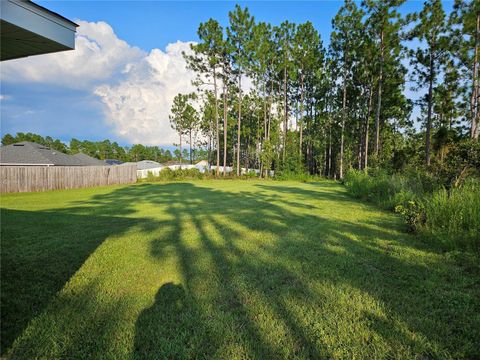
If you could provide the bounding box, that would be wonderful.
[1,180,478,359]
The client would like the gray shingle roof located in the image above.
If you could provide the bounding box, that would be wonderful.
[104,159,123,165]
[136,160,162,170]
[72,153,105,166]
[0,142,104,166]
[120,160,162,170]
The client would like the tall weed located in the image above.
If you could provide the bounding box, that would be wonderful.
[344,169,479,253]
[422,180,480,251]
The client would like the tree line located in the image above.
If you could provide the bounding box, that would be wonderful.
[1,132,208,163]
[170,0,479,178]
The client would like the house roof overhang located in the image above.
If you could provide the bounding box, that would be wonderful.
[0,0,78,61]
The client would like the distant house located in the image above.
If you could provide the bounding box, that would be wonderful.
[164,161,185,167]
[195,160,209,167]
[72,153,105,166]
[0,141,105,166]
[104,159,123,165]
[121,160,162,170]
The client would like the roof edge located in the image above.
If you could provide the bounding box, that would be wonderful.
[14,1,79,29]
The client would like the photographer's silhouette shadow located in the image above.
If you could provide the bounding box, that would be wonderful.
[134,282,214,359]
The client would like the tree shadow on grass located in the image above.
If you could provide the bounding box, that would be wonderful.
[0,208,141,354]
[2,182,479,358]
[128,183,478,358]
[7,279,137,359]
[58,181,477,358]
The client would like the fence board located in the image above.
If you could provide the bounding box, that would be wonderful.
[0,165,136,193]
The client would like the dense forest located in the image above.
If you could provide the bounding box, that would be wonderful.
[168,0,478,181]
[166,0,479,251]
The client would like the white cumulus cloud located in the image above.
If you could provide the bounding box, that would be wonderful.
[1,21,144,89]
[1,20,198,145]
[94,41,197,145]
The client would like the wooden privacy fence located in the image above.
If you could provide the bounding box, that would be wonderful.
[0,165,137,193]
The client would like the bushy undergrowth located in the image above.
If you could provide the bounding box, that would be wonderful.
[343,169,435,210]
[141,168,328,183]
[422,180,480,252]
[142,168,262,182]
[145,168,205,181]
[344,169,480,252]
[274,170,324,182]
[139,168,330,182]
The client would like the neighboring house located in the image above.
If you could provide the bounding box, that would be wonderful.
[121,160,163,170]
[164,161,184,166]
[195,160,209,167]
[195,160,209,173]
[134,158,271,179]
[121,160,164,179]
[137,161,210,179]
[104,159,124,165]
[137,166,165,179]
[72,153,105,166]
[137,160,163,170]
[210,165,234,174]
[1,0,78,61]
[0,141,105,166]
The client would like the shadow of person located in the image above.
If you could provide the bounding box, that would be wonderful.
[134,282,215,359]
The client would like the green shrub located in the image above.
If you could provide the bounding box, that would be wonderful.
[146,171,157,182]
[274,170,323,182]
[394,200,425,232]
[142,168,205,182]
[343,169,409,209]
[246,170,258,178]
[344,169,479,253]
[422,180,480,252]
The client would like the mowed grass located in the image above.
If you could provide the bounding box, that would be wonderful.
[1,180,478,359]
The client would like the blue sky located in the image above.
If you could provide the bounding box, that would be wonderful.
[39,1,439,51]
[1,1,454,146]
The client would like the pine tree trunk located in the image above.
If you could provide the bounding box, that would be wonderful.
[283,64,287,164]
[426,47,435,166]
[358,121,362,170]
[364,85,373,170]
[256,114,260,172]
[268,79,273,140]
[213,69,220,176]
[340,67,347,179]
[189,130,192,164]
[324,137,328,176]
[245,136,249,172]
[262,81,267,178]
[179,134,182,169]
[471,12,479,140]
[374,29,384,157]
[223,73,228,177]
[299,74,304,164]
[236,68,242,175]
[207,131,211,171]
[327,118,332,178]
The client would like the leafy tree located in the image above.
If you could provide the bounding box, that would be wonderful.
[185,19,224,175]
[330,0,365,178]
[227,5,254,175]
[407,0,449,165]
[363,0,405,157]
[450,0,480,140]
[274,21,296,165]
[292,22,323,164]
[170,93,198,166]
[1,134,16,145]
